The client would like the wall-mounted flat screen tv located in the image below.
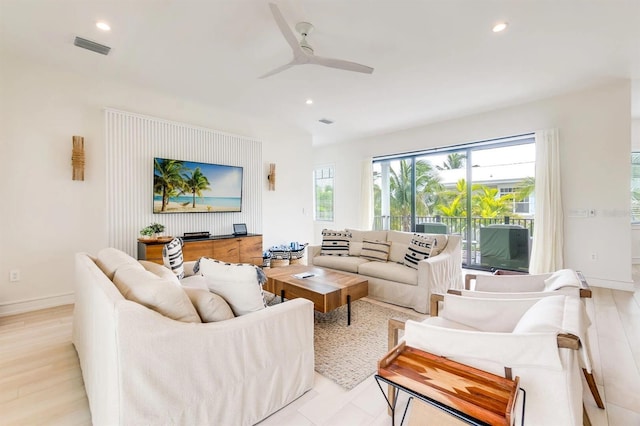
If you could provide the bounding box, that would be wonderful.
[153,157,243,213]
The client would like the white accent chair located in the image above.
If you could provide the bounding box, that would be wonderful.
[392,294,590,425]
[459,269,603,410]
[464,269,592,298]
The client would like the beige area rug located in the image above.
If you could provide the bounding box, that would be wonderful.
[313,299,422,390]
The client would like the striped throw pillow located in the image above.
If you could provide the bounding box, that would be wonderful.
[361,239,391,262]
[321,229,351,256]
[403,234,435,269]
[162,237,185,279]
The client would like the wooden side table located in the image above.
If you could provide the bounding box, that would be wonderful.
[376,342,523,426]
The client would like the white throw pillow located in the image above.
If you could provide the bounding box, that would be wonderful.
[183,287,235,322]
[113,266,201,323]
[96,247,144,280]
[543,269,581,291]
[513,295,565,334]
[180,274,210,290]
[361,239,391,262]
[195,258,267,316]
[162,237,185,279]
[403,234,435,269]
[139,260,180,285]
[321,229,351,256]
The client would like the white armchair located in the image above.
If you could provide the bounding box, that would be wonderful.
[458,269,603,410]
[464,269,592,298]
[400,294,588,425]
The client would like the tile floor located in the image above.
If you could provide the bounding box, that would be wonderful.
[1,268,639,425]
[258,267,640,426]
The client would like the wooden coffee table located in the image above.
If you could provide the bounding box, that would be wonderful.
[263,265,368,325]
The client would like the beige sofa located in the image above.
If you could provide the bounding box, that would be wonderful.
[308,230,463,313]
[73,249,314,426]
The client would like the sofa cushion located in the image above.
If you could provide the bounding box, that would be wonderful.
[361,239,391,262]
[162,237,185,279]
[389,242,410,263]
[543,269,580,291]
[139,260,180,285]
[513,295,565,334]
[95,247,144,280]
[347,229,387,243]
[421,316,481,331]
[425,233,449,256]
[387,230,413,245]
[180,274,210,290]
[183,287,235,322]
[195,258,267,316]
[403,234,435,269]
[321,229,351,256]
[358,261,418,286]
[313,254,370,273]
[349,241,363,257]
[113,266,201,323]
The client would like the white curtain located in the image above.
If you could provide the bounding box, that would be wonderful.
[529,129,564,273]
[360,158,374,230]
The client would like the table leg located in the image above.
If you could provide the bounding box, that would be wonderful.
[347,295,351,326]
[281,289,285,303]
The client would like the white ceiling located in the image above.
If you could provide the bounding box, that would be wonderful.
[1,0,639,145]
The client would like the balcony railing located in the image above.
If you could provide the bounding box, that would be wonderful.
[373,215,534,271]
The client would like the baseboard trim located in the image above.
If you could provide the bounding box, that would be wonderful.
[0,292,75,317]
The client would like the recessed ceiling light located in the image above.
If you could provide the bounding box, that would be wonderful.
[492,22,508,33]
[96,21,111,31]
[305,99,313,105]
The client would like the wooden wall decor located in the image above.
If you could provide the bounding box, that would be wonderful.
[72,136,85,181]
[268,163,276,190]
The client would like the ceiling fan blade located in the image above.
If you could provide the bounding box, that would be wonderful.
[310,55,374,74]
[258,61,296,79]
[268,3,304,56]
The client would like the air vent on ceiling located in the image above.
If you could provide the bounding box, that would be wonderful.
[319,118,334,125]
[74,36,111,55]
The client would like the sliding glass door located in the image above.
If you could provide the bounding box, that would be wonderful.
[373,135,535,271]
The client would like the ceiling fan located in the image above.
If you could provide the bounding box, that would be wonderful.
[260,3,374,79]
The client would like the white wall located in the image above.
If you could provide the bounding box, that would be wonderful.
[0,53,314,315]
[632,118,640,263]
[314,82,633,290]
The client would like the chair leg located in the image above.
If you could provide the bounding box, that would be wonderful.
[582,368,605,409]
[583,404,592,426]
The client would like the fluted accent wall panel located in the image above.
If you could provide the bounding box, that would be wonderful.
[105,109,262,256]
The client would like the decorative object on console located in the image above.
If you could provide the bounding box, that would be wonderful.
[269,245,291,267]
[267,163,276,190]
[289,242,308,265]
[139,222,170,242]
[162,237,185,279]
[320,229,351,256]
[233,223,248,235]
[72,136,85,181]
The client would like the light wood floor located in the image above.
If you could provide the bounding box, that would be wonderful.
[2,272,639,426]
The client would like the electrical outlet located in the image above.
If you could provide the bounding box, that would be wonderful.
[590,253,597,261]
[9,269,20,282]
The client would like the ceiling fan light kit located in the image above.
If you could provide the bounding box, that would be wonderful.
[260,3,374,78]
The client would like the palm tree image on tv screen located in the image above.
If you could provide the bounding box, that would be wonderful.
[153,157,243,213]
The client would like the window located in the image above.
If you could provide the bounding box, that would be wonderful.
[632,153,640,222]
[499,187,532,214]
[314,166,334,221]
[373,134,535,272]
